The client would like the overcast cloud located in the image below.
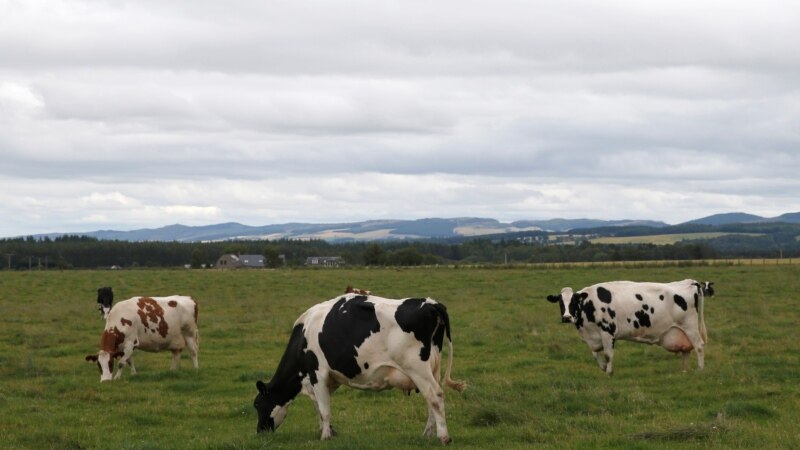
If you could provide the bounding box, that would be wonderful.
[1,0,798,237]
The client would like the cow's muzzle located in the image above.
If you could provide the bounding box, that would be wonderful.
[561,316,573,323]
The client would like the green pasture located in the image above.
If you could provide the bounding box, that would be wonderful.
[590,232,763,245]
[1,265,798,449]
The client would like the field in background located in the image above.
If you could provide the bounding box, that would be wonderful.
[1,266,798,449]
[590,232,763,245]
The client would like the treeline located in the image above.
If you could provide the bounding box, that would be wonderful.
[1,230,797,269]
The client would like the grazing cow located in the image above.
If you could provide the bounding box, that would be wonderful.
[546,279,713,375]
[97,286,114,320]
[85,295,199,382]
[253,293,465,445]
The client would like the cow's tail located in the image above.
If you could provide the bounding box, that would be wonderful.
[698,291,707,344]
[433,303,466,393]
[693,282,708,344]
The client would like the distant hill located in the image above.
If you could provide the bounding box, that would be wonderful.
[684,212,800,226]
[513,218,666,231]
[33,217,666,243]
[24,212,799,243]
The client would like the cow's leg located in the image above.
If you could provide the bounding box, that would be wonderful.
[409,372,450,445]
[681,351,691,372]
[115,341,136,379]
[423,404,436,438]
[600,334,615,376]
[127,357,136,375]
[171,349,182,370]
[309,375,337,440]
[185,332,199,369]
[302,381,324,433]
[591,350,608,372]
[691,332,705,371]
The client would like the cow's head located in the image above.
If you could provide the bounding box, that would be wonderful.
[254,380,293,433]
[547,287,588,323]
[701,281,715,297]
[97,286,114,320]
[85,350,124,382]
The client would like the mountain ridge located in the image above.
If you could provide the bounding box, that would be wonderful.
[19,211,800,243]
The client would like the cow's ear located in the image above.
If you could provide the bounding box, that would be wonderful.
[112,351,125,359]
[256,380,268,395]
[546,295,561,303]
[578,292,589,301]
[85,355,98,362]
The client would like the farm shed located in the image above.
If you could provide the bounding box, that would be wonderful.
[305,256,345,267]
[215,254,265,269]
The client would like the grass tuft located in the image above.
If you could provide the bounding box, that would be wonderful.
[470,408,502,427]
[722,401,777,419]
[633,420,727,442]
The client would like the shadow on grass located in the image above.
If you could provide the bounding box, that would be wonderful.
[633,413,728,442]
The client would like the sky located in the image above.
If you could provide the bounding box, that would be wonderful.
[1,0,799,237]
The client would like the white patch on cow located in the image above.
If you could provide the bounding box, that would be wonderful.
[559,287,575,323]
[97,351,113,382]
[271,402,291,429]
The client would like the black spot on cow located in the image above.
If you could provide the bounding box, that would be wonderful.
[598,319,616,336]
[674,294,688,311]
[650,306,655,314]
[395,298,448,361]
[601,307,606,313]
[633,321,640,329]
[597,286,613,304]
[364,362,369,370]
[634,310,651,328]
[583,300,597,323]
[659,295,664,301]
[635,294,643,301]
[319,296,381,378]
[642,304,649,311]
[568,295,583,321]
[694,293,700,313]
[608,308,616,319]
[303,345,320,385]
[627,318,631,323]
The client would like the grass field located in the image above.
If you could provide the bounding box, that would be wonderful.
[1,265,798,449]
[590,232,763,245]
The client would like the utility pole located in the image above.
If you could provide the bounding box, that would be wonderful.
[5,253,12,270]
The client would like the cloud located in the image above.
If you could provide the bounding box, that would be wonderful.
[0,0,799,237]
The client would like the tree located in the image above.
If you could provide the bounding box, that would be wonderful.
[191,248,204,269]
[363,243,386,266]
[263,245,281,268]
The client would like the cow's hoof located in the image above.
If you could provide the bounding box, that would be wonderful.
[440,436,452,445]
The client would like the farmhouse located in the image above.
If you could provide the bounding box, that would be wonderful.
[215,254,265,269]
[305,256,344,267]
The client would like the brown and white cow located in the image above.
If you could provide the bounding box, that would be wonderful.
[85,295,199,382]
[253,292,465,444]
[546,279,713,375]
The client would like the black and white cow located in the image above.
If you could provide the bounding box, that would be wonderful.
[97,286,114,320]
[253,293,465,445]
[547,279,713,375]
